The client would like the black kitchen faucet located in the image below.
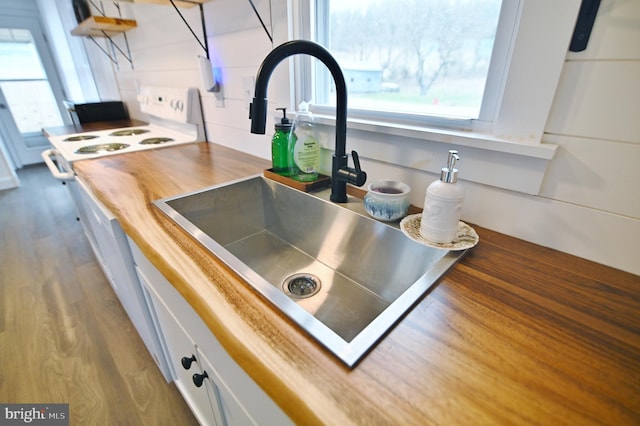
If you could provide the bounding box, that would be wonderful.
[249,40,367,203]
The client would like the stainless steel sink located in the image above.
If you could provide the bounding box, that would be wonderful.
[154,175,467,367]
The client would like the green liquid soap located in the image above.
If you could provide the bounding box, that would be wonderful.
[272,107,295,176]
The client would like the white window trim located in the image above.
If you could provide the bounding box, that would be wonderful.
[273,0,582,194]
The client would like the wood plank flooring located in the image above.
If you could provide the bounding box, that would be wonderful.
[0,165,197,425]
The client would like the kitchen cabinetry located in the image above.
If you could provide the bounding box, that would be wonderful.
[73,177,172,380]
[128,238,293,426]
[142,272,226,425]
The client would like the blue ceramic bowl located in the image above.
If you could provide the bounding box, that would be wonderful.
[364,179,411,222]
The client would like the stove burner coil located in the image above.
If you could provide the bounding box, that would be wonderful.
[63,135,99,142]
[75,143,130,154]
[109,129,150,136]
[139,137,174,145]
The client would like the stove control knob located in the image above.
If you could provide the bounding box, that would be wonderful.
[170,99,184,112]
[137,94,149,105]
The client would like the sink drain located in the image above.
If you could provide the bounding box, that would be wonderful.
[282,273,321,298]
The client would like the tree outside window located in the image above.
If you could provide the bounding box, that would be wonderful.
[319,0,502,120]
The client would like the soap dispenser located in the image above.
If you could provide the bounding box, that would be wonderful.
[291,101,320,182]
[420,150,465,244]
[272,107,296,176]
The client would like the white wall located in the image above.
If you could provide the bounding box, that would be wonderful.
[539,0,640,274]
[36,0,101,103]
[0,0,35,179]
[77,0,638,275]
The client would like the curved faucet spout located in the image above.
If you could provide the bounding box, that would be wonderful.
[250,40,346,151]
[249,40,366,203]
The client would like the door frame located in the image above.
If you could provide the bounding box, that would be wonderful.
[0,15,71,167]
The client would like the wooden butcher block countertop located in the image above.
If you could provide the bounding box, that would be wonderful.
[73,141,640,425]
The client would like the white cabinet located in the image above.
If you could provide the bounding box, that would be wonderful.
[128,238,292,426]
[197,348,255,426]
[143,275,226,425]
[73,177,171,380]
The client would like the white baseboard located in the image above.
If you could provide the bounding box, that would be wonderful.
[0,175,19,191]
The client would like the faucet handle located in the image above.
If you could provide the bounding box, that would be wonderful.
[331,150,368,201]
[348,150,367,187]
[351,150,362,172]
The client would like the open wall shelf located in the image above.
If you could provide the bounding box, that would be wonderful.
[71,16,137,37]
[70,0,214,69]
[71,15,137,69]
[131,0,210,8]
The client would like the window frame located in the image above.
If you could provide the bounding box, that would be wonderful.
[278,0,583,194]
[311,0,512,131]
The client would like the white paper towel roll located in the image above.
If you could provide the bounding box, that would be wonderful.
[198,55,219,92]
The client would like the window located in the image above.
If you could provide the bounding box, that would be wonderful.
[290,0,582,150]
[280,0,582,194]
[0,28,64,134]
[314,0,504,124]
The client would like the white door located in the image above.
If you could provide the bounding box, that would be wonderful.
[0,17,69,167]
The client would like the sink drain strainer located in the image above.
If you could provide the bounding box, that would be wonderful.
[282,273,321,298]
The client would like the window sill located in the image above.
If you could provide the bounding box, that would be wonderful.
[314,114,558,195]
[316,114,557,159]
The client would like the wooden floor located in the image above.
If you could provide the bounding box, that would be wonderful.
[0,165,197,425]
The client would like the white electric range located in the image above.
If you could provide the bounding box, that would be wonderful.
[42,86,205,179]
[40,86,205,382]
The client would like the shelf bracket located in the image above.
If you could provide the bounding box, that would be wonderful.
[84,0,134,69]
[87,30,134,70]
[247,0,272,43]
[167,0,222,95]
[168,0,209,59]
[166,0,273,56]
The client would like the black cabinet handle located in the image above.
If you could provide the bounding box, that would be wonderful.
[181,355,196,370]
[192,371,209,387]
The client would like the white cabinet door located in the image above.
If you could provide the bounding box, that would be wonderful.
[145,282,222,426]
[128,237,293,426]
[197,347,257,426]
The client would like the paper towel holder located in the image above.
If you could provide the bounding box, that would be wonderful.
[167,1,223,98]
[199,55,221,94]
